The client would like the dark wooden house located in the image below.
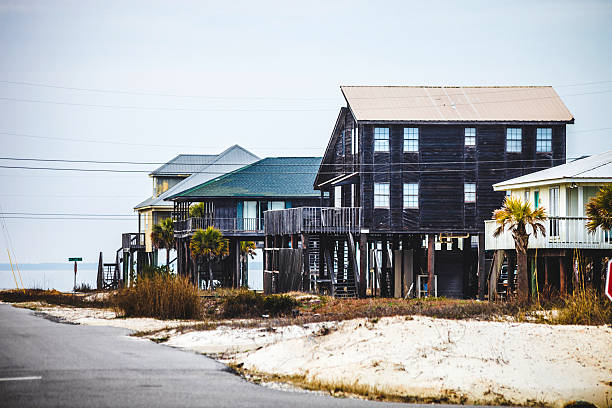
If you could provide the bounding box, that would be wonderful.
[264,86,574,298]
[169,157,321,288]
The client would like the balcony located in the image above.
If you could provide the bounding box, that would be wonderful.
[174,217,263,238]
[484,217,612,251]
[122,233,145,250]
[264,207,361,236]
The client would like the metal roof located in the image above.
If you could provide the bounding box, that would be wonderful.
[493,150,612,190]
[150,154,217,176]
[135,145,259,209]
[171,157,322,200]
[341,86,574,123]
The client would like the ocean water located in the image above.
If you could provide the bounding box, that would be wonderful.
[0,263,98,292]
[0,259,264,292]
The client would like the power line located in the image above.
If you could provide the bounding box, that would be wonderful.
[1,89,611,113]
[0,131,325,150]
[1,212,136,217]
[2,78,611,100]
[0,155,578,166]
[0,164,570,175]
[0,96,336,112]
[0,79,339,100]
[1,216,135,221]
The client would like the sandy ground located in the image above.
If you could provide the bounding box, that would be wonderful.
[17,303,612,407]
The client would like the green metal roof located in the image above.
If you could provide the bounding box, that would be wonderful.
[170,157,322,200]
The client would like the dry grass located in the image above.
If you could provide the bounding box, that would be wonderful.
[0,289,109,308]
[553,288,612,325]
[228,364,529,406]
[112,274,201,320]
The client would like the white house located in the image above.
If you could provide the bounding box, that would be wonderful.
[485,150,612,251]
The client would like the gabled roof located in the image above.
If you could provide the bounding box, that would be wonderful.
[314,107,348,189]
[493,150,612,190]
[170,157,321,200]
[135,145,259,210]
[341,86,574,123]
[150,154,218,176]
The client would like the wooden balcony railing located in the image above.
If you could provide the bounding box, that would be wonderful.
[485,217,612,250]
[174,217,263,236]
[122,233,145,250]
[264,207,361,236]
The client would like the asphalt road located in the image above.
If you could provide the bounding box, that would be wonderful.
[0,304,474,408]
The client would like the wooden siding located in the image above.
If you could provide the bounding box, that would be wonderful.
[321,109,566,234]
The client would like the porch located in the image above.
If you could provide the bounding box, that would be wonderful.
[484,217,612,250]
[264,207,362,236]
[174,217,264,238]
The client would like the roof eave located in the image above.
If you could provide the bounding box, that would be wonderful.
[493,177,612,191]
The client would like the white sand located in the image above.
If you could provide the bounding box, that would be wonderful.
[26,304,612,406]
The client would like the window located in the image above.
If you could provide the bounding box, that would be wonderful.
[403,127,418,152]
[403,183,418,208]
[534,190,540,209]
[374,127,389,152]
[536,128,552,153]
[524,189,530,203]
[464,183,476,203]
[506,128,522,152]
[464,128,476,147]
[354,127,359,154]
[374,183,389,208]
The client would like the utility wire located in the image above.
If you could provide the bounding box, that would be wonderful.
[2,78,611,99]
[0,89,611,112]
[0,164,570,174]
[0,155,578,166]
[0,131,324,150]
[1,212,136,217]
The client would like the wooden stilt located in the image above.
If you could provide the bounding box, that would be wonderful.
[359,233,368,298]
[477,233,486,300]
[427,234,435,297]
[559,255,566,295]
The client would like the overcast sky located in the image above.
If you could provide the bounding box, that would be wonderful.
[0,0,611,263]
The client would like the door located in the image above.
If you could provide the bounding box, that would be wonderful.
[243,201,257,230]
[549,187,559,237]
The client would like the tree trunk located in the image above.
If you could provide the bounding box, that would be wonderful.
[208,260,213,291]
[166,248,170,271]
[513,228,530,302]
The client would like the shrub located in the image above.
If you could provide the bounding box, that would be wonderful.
[0,289,108,308]
[554,288,612,325]
[113,274,201,320]
[222,289,297,318]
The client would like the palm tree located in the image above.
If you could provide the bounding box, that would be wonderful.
[189,202,209,218]
[239,241,256,287]
[586,185,612,232]
[151,217,175,270]
[189,227,229,290]
[493,196,547,302]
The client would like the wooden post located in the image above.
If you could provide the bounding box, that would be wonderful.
[427,234,435,297]
[544,256,549,289]
[359,233,367,298]
[291,234,298,249]
[381,238,388,297]
[338,239,345,285]
[559,254,566,295]
[301,234,310,292]
[234,239,240,288]
[477,233,486,300]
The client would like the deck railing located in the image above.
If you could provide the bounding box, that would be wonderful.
[174,217,263,236]
[264,207,361,236]
[122,233,145,249]
[484,217,612,250]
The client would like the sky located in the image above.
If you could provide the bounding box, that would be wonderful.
[0,0,611,264]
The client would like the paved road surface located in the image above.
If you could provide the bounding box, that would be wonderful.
[0,304,471,408]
